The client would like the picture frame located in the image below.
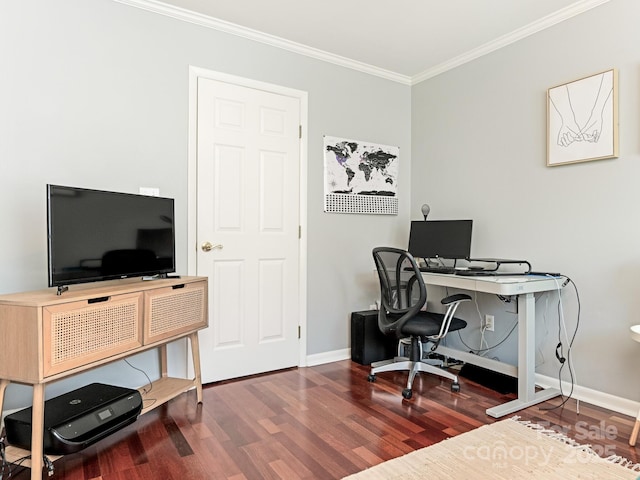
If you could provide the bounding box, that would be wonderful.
[323,135,399,215]
[547,68,618,166]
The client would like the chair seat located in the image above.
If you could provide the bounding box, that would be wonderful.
[402,311,467,338]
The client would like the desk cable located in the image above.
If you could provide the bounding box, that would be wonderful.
[456,321,518,356]
[454,290,517,357]
[123,358,159,410]
[0,428,49,479]
[124,358,153,395]
[0,432,6,479]
[539,275,580,413]
[449,290,519,356]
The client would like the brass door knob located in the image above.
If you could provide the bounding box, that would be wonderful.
[201,242,223,252]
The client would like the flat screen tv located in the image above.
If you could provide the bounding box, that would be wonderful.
[47,184,176,293]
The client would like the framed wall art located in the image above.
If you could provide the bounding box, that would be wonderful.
[323,135,399,215]
[547,68,618,166]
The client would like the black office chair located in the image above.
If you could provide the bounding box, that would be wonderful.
[368,247,471,399]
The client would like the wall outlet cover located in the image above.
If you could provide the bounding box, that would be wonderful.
[139,187,160,196]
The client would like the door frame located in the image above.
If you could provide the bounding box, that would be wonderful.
[187,66,308,367]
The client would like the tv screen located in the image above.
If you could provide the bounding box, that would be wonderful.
[407,220,473,260]
[47,185,176,288]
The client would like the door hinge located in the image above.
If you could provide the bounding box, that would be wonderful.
[298,325,301,339]
[299,125,302,139]
[298,225,302,239]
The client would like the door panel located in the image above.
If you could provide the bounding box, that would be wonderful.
[196,77,301,383]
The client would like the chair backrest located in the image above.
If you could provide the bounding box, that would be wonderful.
[372,247,427,337]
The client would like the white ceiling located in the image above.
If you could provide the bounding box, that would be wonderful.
[121,0,610,84]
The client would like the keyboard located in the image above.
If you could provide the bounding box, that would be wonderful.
[454,270,493,276]
[419,266,457,274]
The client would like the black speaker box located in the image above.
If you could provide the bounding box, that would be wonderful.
[351,310,397,365]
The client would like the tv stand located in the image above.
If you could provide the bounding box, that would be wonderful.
[0,276,208,480]
[55,285,68,296]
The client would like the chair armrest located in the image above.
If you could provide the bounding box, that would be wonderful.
[428,293,472,343]
[440,293,471,305]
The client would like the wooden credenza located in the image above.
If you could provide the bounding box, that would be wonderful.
[0,276,208,480]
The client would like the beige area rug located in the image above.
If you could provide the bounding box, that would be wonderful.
[344,418,640,480]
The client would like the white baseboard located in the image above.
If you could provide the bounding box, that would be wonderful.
[535,373,640,419]
[305,348,350,367]
[304,349,640,420]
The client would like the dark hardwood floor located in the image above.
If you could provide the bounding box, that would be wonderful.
[4,360,638,479]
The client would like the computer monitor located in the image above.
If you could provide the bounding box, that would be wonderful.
[407,220,473,260]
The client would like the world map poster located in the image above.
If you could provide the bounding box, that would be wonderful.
[323,135,399,215]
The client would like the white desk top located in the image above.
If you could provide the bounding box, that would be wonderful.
[421,272,564,296]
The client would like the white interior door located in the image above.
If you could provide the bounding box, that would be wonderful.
[195,75,302,383]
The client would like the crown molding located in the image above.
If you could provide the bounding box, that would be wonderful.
[113,0,412,85]
[411,0,611,85]
[115,0,609,87]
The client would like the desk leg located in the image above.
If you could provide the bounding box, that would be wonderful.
[30,384,45,480]
[486,292,561,418]
[189,332,203,403]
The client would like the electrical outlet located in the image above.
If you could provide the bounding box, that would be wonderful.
[139,187,160,196]
[484,314,495,331]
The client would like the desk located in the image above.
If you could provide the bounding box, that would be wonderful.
[422,272,563,418]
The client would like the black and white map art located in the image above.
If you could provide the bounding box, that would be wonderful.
[323,135,399,215]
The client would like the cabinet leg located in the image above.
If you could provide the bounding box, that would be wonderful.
[30,384,45,480]
[0,379,9,416]
[189,332,203,403]
[159,344,168,378]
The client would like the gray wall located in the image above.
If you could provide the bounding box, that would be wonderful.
[411,0,640,401]
[5,0,636,412]
[0,0,410,409]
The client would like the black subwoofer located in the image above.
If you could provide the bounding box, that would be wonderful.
[350,310,397,365]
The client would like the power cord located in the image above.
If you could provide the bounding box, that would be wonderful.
[0,433,6,480]
[1,429,55,478]
[455,290,519,355]
[539,275,580,413]
[124,358,158,410]
[457,319,518,354]
[44,455,54,476]
[124,358,153,395]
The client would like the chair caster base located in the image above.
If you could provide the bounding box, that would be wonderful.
[451,382,460,393]
[402,388,412,399]
[367,374,376,382]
